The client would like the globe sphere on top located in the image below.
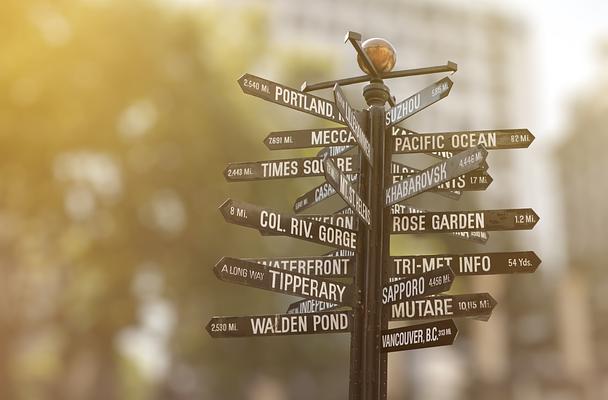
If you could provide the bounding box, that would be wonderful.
[357,38,396,75]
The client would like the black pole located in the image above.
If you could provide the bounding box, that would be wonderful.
[362,80,391,400]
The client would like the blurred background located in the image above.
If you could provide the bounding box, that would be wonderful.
[1,0,607,399]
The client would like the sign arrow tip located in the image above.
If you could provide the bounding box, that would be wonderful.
[218,199,233,219]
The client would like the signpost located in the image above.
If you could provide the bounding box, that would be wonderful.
[208,31,541,400]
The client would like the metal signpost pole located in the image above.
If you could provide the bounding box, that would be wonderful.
[361,80,391,400]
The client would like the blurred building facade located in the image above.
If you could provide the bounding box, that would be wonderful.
[555,42,608,400]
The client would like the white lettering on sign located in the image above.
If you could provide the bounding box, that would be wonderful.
[318,224,357,249]
[254,258,350,276]
[385,162,447,205]
[382,277,425,304]
[274,86,335,119]
[268,269,347,303]
[250,315,307,335]
[391,297,454,319]
[311,129,355,146]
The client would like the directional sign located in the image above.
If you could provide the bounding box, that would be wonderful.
[334,84,373,163]
[238,73,345,123]
[389,251,541,277]
[391,203,489,244]
[214,257,353,305]
[382,267,455,306]
[391,162,492,193]
[381,319,458,353]
[385,145,488,207]
[287,298,340,314]
[264,127,356,150]
[293,174,359,213]
[219,199,358,250]
[244,256,354,278]
[324,157,371,226]
[391,162,461,200]
[387,293,497,321]
[392,129,535,154]
[206,310,351,338]
[385,77,453,127]
[391,208,539,234]
[224,155,358,182]
[317,145,355,159]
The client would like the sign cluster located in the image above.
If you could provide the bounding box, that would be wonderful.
[207,58,540,396]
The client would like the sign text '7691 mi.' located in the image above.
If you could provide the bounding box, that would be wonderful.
[385,145,488,207]
[385,77,453,127]
[219,198,358,250]
[333,84,373,164]
[264,127,357,150]
[238,73,345,124]
[224,155,358,182]
[214,257,353,305]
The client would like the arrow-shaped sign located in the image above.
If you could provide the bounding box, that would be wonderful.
[381,319,458,353]
[391,203,489,244]
[264,127,356,150]
[389,251,541,277]
[391,208,539,234]
[391,162,492,193]
[382,267,455,306]
[206,310,352,338]
[293,174,359,213]
[385,77,453,127]
[385,145,488,207]
[386,293,497,321]
[238,73,344,123]
[244,256,354,278]
[391,162,461,200]
[214,257,353,305]
[219,199,358,250]
[333,84,373,163]
[324,157,371,226]
[286,298,340,314]
[317,145,355,159]
[224,155,359,182]
[392,129,535,154]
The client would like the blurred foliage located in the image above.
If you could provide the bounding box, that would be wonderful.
[0,1,351,399]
